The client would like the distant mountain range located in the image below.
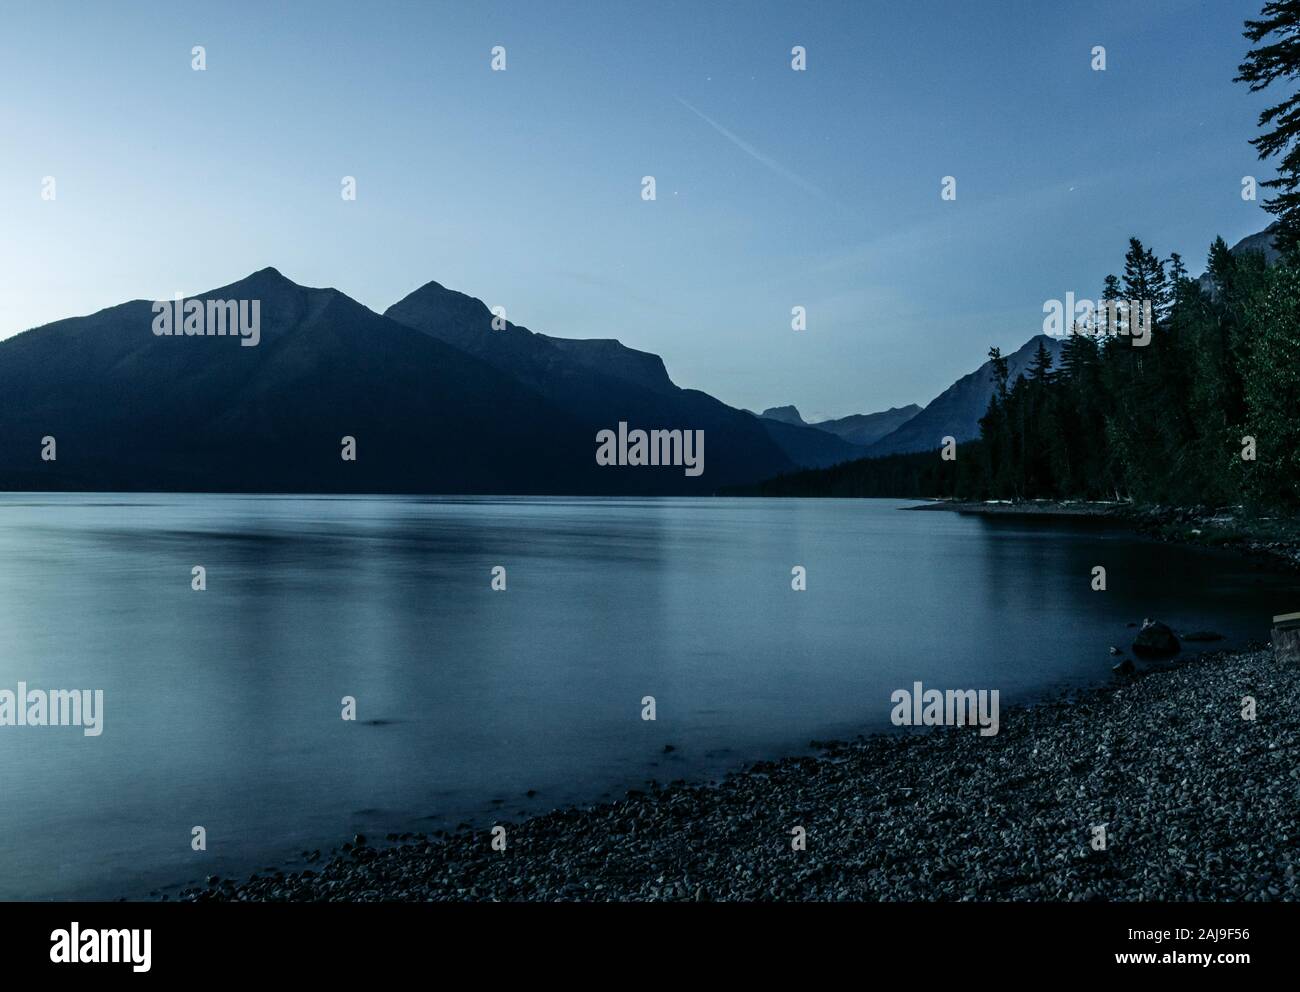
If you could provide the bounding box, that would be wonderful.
[2,227,1274,494]
[758,404,923,448]
[860,335,1065,457]
[385,280,863,478]
[0,270,864,493]
[752,335,1066,461]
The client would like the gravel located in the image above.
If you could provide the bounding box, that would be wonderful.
[175,645,1300,902]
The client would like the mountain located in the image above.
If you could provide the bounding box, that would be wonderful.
[0,271,1081,494]
[865,335,1065,457]
[759,402,923,455]
[3,270,817,494]
[386,281,859,471]
[0,268,625,493]
[750,415,865,468]
[812,405,922,447]
[759,405,807,426]
[385,280,677,397]
[1225,223,1283,265]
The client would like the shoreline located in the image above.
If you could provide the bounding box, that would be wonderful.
[907,498,1300,570]
[175,642,1299,902]
[904,498,1126,518]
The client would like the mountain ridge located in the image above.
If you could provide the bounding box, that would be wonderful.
[385,280,862,472]
[4,223,1279,493]
[864,335,1066,457]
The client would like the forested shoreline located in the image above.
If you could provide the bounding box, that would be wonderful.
[746,230,1300,514]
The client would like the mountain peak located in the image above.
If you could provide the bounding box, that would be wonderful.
[386,279,494,335]
[760,405,807,426]
[405,278,491,310]
[210,266,309,298]
[240,266,300,287]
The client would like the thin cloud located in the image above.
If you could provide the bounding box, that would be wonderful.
[676,97,832,202]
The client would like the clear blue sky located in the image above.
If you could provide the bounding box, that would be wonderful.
[0,0,1276,419]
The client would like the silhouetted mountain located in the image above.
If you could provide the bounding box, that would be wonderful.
[865,335,1065,456]
[758,401,930,463]
[812,405,921,447]
[1227,223,1284,264]
[0,269,771,494]
[1,269,1077,493]
[759,405,807,426]
[387,280,852,472]
[750,416,865,468]
[386,280,677,396]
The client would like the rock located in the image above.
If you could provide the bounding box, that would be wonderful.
[1133,619,1180,658]
[353,834,367,847]
[1109,646,1123,656]
[1112,659,1135,675]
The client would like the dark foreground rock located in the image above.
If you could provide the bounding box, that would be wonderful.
[1133,618,1181,657]
[177,647,1299,902]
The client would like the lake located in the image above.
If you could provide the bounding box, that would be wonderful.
[0,494,1292,899]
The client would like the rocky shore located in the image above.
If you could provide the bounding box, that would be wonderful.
[177,644,1300,902]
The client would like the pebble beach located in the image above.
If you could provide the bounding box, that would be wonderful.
[178,643,1299,902]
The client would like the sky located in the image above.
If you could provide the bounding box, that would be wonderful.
[0,0,1278,420]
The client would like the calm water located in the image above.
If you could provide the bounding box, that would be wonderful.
[0,494,1293,900]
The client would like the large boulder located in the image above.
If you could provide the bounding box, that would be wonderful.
[1133,619,1181,658]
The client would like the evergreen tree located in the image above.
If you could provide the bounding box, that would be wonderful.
[1028,339,1055,381]
[1236,1,1300,254]
[1241,262,1300,505]
[988,346,1010,400]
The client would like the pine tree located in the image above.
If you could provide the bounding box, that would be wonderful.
[1059,329,1098,379]
[1028,339,1055,381]
[1236,1,1300,254]
[1241,262,1300,505]
[988,346,1010,401]
[1169,252,1188,284]
[1121,237,1169,322]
